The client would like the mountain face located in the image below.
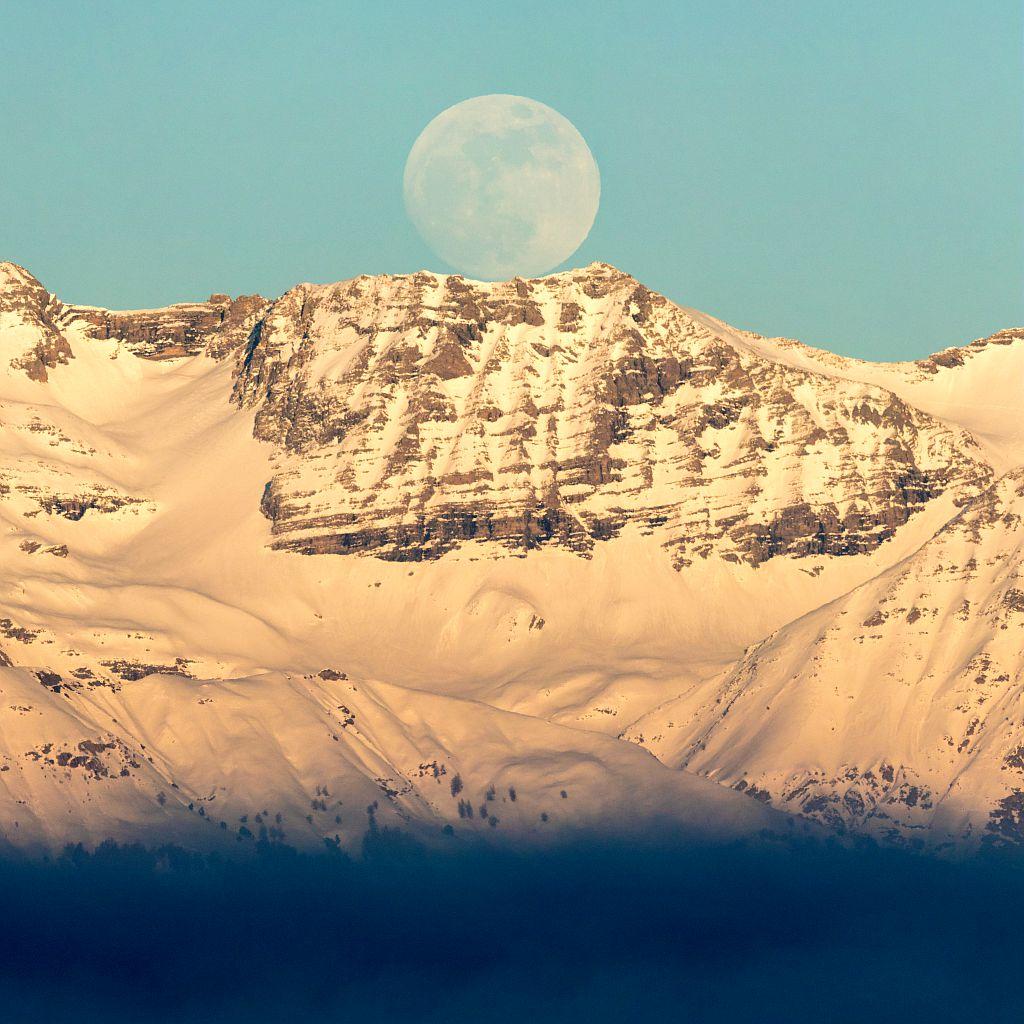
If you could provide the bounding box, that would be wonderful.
[0,258,1021,855]
[234,266,991,566]
[628,469,1024,845]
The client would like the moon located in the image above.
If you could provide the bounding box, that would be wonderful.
[403,94,600,281]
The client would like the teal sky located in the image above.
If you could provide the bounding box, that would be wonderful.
[1,0,1020,359]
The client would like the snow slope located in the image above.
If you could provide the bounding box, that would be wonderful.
[0,259,1020,852]
[628,470,1024,847]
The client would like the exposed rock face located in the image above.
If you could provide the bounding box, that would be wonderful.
[234,265,991,565]
[916,327,1024,373]
[0,261,266,373]
[72,292,267,360]
[0,263,74,381]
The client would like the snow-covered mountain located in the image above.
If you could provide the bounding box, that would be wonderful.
[0,259,1020,854]
[628,469,1024,846]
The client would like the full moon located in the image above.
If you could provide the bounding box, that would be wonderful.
[403,94,600,281]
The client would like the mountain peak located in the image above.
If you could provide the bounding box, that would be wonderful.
[0,261,51,306]
[0,260,43,289]
[286,261,639,297]
[918,326,1024,373]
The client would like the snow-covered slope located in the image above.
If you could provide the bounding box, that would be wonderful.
[0,661,785,854]
[736,325,1024,473]
[629,470,1024,847]
[0,259,1020,853]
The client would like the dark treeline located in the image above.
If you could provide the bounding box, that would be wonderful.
[1,829,1022,1022]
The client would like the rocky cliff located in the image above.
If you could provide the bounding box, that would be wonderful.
[231,264,991,566]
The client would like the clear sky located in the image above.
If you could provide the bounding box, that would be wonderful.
[1,0,1020,359]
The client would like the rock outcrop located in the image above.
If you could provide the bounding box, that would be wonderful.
[0,262,74,381]
[72,292,267,360]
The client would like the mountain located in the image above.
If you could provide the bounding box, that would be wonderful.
[0,259,1020,854]
[628,469,1024,846]
[236,265,992,566]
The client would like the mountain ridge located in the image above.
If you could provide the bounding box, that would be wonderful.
[0,258,1021,853]
[5,256,1021,367]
